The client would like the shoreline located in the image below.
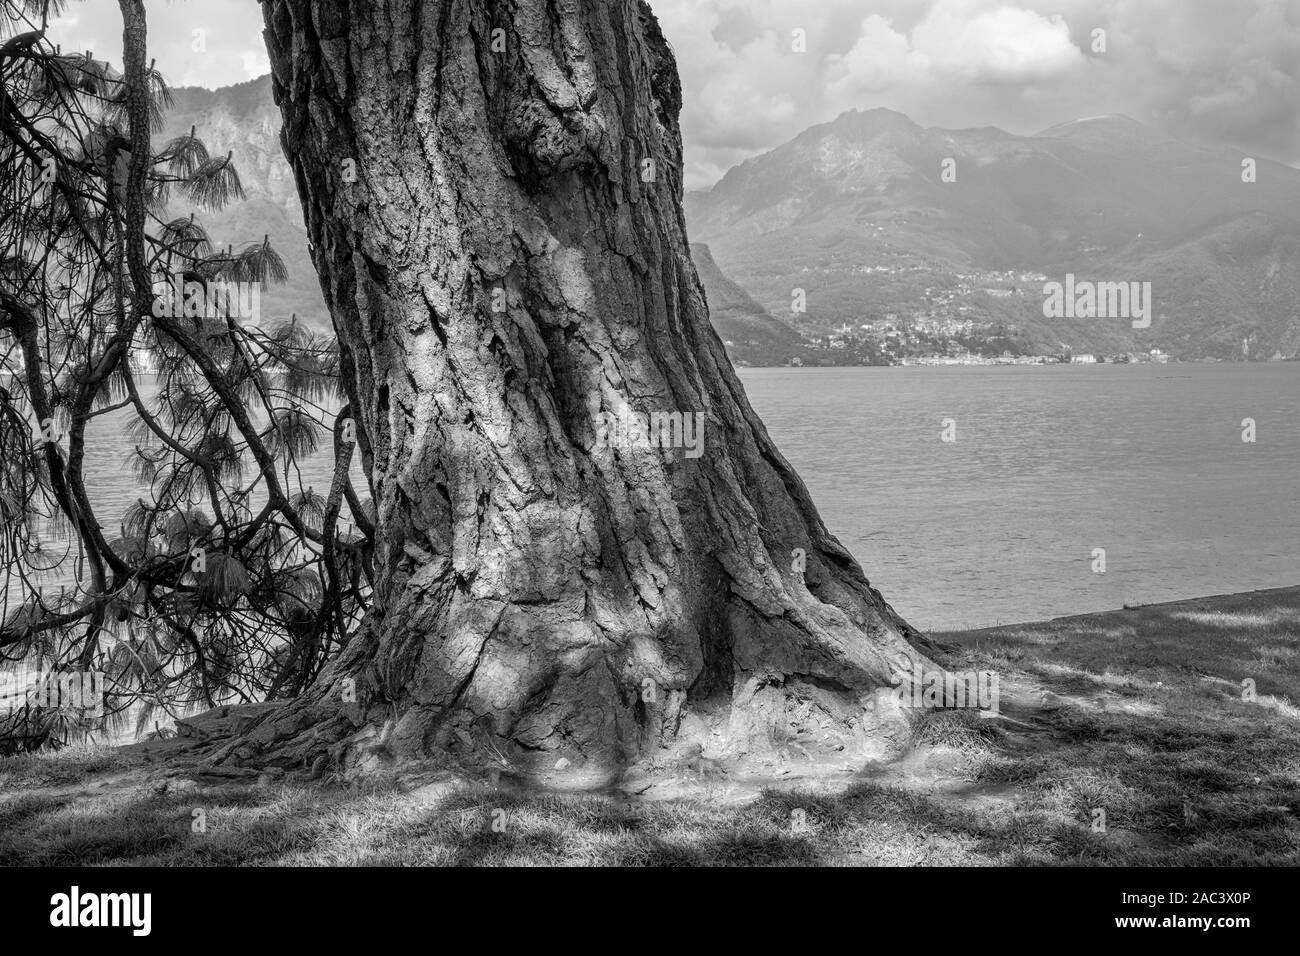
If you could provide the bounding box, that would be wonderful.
[732,357,1300,370]
[932,584,1300,640]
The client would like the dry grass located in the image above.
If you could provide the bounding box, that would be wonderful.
[2,587,1298,866]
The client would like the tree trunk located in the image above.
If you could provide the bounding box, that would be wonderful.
[255,0,929,780]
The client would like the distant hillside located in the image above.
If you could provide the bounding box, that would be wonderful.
[685,108,1300,360]
[690,244,806,365]
[163,76,330,328]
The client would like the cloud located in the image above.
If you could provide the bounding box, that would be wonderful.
[659,0,1095,187]
[826,16,926,95]
[39,0,1300,190]
[829,0,1086,98]
[664,0,1298,188]
[45,0,269,89]
[909,1,1085,84]
[1170,1,1300,162]
[1065,0,1300,170]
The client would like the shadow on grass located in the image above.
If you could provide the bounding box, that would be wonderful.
[4,741,1294,865]
[938,585,1300,702]
[1,588,1297,866]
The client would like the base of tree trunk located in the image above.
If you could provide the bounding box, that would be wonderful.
[201,597,937,785]
[236,0,940,786]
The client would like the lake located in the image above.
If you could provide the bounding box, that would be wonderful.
[39,362,1300,634]
[738,363,1300,631]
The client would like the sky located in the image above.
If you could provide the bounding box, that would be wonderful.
[37,0,1300,190]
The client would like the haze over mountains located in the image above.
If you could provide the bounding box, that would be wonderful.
[686,107,1300,361]
[165,78,1300,363]
[162,77,329,328]
[688,243,812,365]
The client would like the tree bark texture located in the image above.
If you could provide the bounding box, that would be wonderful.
[256,0,929,779]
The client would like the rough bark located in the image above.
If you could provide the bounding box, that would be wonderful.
[249,0,930,781]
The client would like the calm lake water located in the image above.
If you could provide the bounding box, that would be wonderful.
[51,362,1300,634]
[737,363,1300,632]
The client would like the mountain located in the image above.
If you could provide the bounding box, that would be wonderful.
[685,108,1300,360]
[690,244,807,365]
[162,76,330,328]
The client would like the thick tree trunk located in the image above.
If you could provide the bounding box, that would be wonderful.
[255,0,929,779]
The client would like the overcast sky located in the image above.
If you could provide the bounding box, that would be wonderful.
[41,0,1300,189]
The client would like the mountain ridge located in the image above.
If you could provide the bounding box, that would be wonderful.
[686,106,1300,360]
[160,80,1300,362]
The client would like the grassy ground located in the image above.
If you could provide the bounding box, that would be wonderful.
[2,587,1298,865]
